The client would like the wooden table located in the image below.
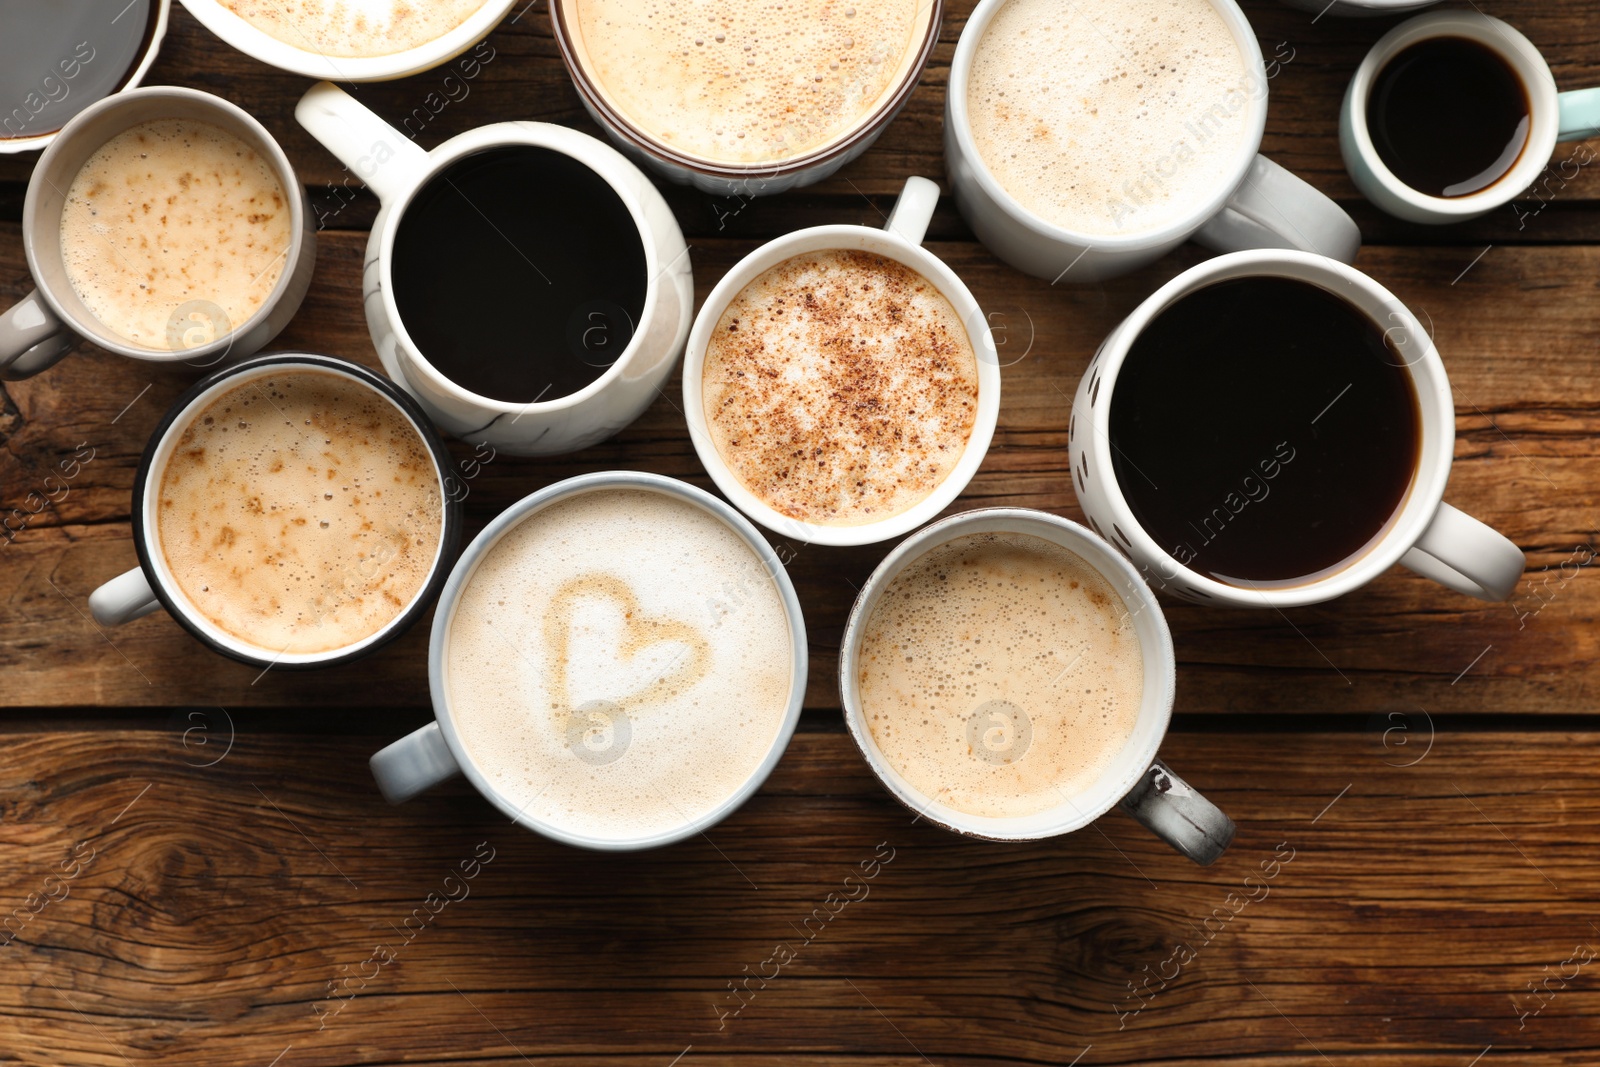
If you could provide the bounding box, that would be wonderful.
[3,3,1599,1065]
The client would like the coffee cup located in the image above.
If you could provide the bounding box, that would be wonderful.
[176,0,515,81]
[682,176,1001,547]
[1068,248,1525,608]
[369,471,809,851]
[839,507,1235,866]
[550,0,943,197]
[945,0,1361,283]
[0,86,314,381]
[0,0,170,155]
[88,353,462,670]
[1342,11,1600,225]
[295,82,695,457]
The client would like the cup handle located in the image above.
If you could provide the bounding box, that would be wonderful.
[1399,501,1524,601]
[1117,758,1235,866]
[295,82,430,203]
[88,567,163,627]
[371,721,462,804]
[885,175,941,246]
[1194,154,1361,264]
[0,290,75,381]
[1558,87,1600,142]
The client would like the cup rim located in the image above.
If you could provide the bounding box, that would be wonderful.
[946,0,1271,251]
[837,507,1175,841]
[21,85,309,362]
[679,222,1002,547]
[175,0,516,81]
[425,470,810,851]
[548,0,944,180]
[130,353,463,669]
[1343,10,1560,217]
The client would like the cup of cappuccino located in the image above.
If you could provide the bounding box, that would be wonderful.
[0,86,315,381]
[88,354,462,669]
[369,472,809,851]
[550,0,944,196]
[945,0,1362,282]
[682,176,1001,547]
[840,508,1234,866]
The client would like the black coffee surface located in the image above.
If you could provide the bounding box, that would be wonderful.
[1107,277,1421,587]
[1367,36,1529,198]
[0,1,156,140]
[392,145,648,404]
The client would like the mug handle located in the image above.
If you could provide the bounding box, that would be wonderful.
[1558,87,1600,142]
[0,291,75,381]
[885,175,941,245]
[371,721,462,804]
[1399,501,1524,601]
[89,567,163,626]
[1194,155,1361,264]
[295,82,430,202]
[1118,758,1235,866]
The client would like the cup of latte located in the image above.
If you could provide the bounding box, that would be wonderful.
[550,0,944,195]
[682,176,1001,547]
[369,472,809,851]
[945,0,1362,282]
[840,508,1235,866]
[89,354,462,669]
[0,87,315,381]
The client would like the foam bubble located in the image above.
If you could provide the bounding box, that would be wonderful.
[219,0,488,58]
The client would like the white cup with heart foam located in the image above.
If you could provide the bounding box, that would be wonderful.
[370,471,809,851]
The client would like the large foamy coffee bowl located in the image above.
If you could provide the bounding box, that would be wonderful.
[684,177,1000,548]
[369,472,809,851]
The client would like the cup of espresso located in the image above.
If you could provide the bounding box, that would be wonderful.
[1068,248,1526,608]
[550,0,943,196]
[88,353,462,669]
[840,508,1235,866]
[295,82,695,457]
[682,176,1001,547]
[369,472,809,851]
[0,86,315,381]
[1342,11,1600,224]
[944,0,1362,283]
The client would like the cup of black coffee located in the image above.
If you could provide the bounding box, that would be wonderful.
[1342,11,1600,224]
[1068,249,1525,607]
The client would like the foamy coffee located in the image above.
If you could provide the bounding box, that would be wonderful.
[218,0,487,58]
[60,119,291,350]
[858,532,1143,819]
[446,488,794,844]
[157,369,444,655]
[703,249,979,526]
[967,0,1256,236]
[561,0,934,165]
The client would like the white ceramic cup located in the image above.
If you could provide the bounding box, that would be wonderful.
[0,86,315,381]
[1068,249,1525,609]
[176,0,515,81]
[682,176,1001,547]
[1278,0,1438,17]
[839,507,1235,866]
[1341,11,1600,225]
[944,0,1361,283]
[295,82,695,457]
[369,471,810,851]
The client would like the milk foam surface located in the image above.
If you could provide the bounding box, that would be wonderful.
[446,489,794,844]
[858,532,1144,819]
[967,0,1256,236]
[219,0,488,58]
[565,0,931,165]
[703,249,979,527]
[60,119,291,350]
[157,369,443,655]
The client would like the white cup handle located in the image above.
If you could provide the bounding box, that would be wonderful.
[295,82,430,203]
[1195,154,1361,264]
[371,721,462,804]
[1558,86,1600,142]
[0,291,75,381]
[89,567,163,627]
[1117,759,1235,866]
[885,176,941,246]
[1399,501,1524,601]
